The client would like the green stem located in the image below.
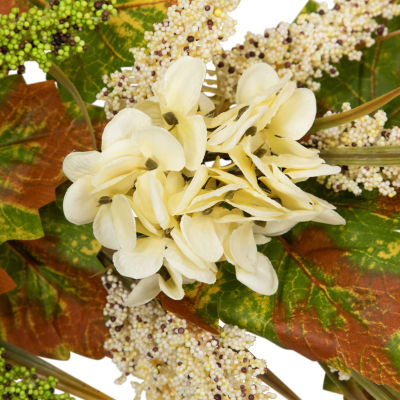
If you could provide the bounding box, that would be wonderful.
[352,371,397,400]
[258,370,303,400]
[320,145,400,166]
[319,364,368,400]
[310,87,400,133]
[0,340,115,400]
[49,64,97,150]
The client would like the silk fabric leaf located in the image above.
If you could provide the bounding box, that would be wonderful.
[0,76,98,244]
[184,185,400,391]
[0,188,108,360]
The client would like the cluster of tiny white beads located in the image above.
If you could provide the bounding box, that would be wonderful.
[213,0,400,102]
[98,0,240,119]
[306,103,400,197]
[102,272,277,400]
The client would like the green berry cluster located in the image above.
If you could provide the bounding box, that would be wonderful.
[0,348,73,400]
[0,0,117,76]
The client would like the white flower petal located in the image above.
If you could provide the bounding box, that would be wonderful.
[236,63,280,104]
[125,275,161,307]
[286,164,341,180]
[171,165,208,214]
[171,228,211,270]
[264,219,299,236]
[235,252,278,296]
[155,56,206,115]
[165,241,216,284]
[63,176,98,225]
[110,194,137,249]
[176,115,207,171]
[134,99,164,127]
[198,93,215,116]
[131,126,185,171]
[147,172,170,230]
[91,156,143,187]
[102,108,152,150]
[229,223,258,272]
[180,214,223,262]
[158,265,185,300]
[93,203,120,250]
[313,209,346,225]
[91,170,140,196]
[63,151,101,182]
[113,237,166,279]
[269,88,316,140]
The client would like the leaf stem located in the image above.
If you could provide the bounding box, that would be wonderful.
[258,370,303,400]
[0,340,115,400]
[310,87,400,133]
[49,64,97,150]
[320,145,400,166]
[319,364,368,400]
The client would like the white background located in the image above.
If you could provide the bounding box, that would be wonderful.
[22,0,341,399]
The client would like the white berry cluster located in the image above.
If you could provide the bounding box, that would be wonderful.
[98,0,240,118]
[102,272,278,400]
[213,0,400,102]
[307,103,400,197]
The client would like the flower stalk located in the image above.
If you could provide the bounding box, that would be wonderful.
[49,64,97,150]
[309,87,400,134]
[320,145,400,166]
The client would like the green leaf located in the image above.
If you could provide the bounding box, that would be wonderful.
[315,13,400,128]
[0,186,108,360]
[185,184,400,391]
[0,76,96,244]
[56,0,172,103]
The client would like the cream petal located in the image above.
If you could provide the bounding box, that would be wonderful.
[165,171,185,196]
[266,134,319,158]
[63,176,98,225]
[63,151,101,182]
[134,100,164,127]
[180,214,223,262]
[125,275,161,307]
[229,146,259,189]
[236,63,280,104]
[91,170,140,196]
[286,164,341,180]
[156,56,206,115]
[113,237,166,279]
[170,165,208,214]
[131,127,185,171]
[171,228,211,270]
[102,108,152,150]
[91,156,143,187]
[101,139,139,163]
[175,115,207,171]
[158,264,184,300]
[198,93,215,116]
[147,172,171,230]
[313,209,346,225]
[235,253,278,295]
[230,224,258,272]
[110,194,137,249]
[269,88,316,140]
[93,203,120,250]
[264,219,299,236]
[165,241,216,283]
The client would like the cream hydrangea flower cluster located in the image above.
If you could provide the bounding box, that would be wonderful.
[102,271,278,400]
[307,103,400,197]
[98,0,240,118]
[63,56,344,306]
[213,0,400,101]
